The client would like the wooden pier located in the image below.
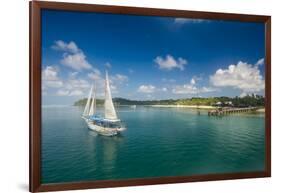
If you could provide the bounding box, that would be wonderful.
[208,107,258,116]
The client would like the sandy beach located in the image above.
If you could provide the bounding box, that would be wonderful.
[256,108,265,113]
[149,105,216,109]
[149,105,266,112]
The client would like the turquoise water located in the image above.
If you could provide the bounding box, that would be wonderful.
[41,106,265,184]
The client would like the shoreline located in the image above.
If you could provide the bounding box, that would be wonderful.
[256,108,265,112]
[45,104,265,113]
[148,105,266,112]
[148,105,216,109]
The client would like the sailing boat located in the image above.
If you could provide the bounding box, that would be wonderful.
[82,71,126,136]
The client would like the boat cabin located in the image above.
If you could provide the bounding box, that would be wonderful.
[89,115,122,129]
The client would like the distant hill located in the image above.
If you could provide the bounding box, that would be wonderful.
[74,95,265,107]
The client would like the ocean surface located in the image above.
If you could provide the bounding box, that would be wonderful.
[41,106,265,184]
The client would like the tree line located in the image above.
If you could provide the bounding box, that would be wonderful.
[74,94,265,107]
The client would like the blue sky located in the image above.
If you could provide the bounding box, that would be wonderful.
[41,9,265,105]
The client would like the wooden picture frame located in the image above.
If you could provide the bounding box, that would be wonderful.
[30,1,271,192]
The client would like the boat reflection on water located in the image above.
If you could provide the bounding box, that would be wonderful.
[88,129,125,172]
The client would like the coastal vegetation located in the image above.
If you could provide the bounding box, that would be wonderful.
[74,94,265,108]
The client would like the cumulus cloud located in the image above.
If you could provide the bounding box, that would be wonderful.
[172,78,216,94]
[47,40,133,97]
[56,89,69,96]
[255,58,264,66]
[55,78,90,97]
[88,69,102,81]
[42,66,63,88]
[69,71,78,79]
[209,60,265,93]
[154,55,187,71]
[52,40,80,53]
[138,85,156,93]
[88,71,128,94]
[52,40,92,71]
[201,86,217,93]
[239,92,248,98]
[65,79,90,90]
[42,66,95,97]
[41,65,91,97]
[56,89,84,96]
[108,74,129,94]
[60,52,92,71]
[172,84,197,94]
[112,74,128,83]
[190,78,196,85]
[69,90,84,96]
[174,18,208,24]
[42,66,59,81]
[172,84,216,94]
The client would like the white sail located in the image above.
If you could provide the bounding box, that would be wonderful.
[83,84,93,117]
[88,83,96,116]
[104,71,118,120]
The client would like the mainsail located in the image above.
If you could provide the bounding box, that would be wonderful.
[88,83,96,116]
[83,84,93,117]
[104,71,118,120]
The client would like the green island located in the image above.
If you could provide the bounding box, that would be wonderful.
[74,94,265,109]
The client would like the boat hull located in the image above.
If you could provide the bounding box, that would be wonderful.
[87,122,118,136]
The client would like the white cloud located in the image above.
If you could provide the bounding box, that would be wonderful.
[173,78,216,94]
[110,85,118,94]
[192,75,203,82]
[138,85,156,93]
[239,92,248,98]
[255,58,264,66]
[174,18,208,24]
[44,81,63,88]
[42,66,63,88]
[190,78,196,85]
[42,66,59,81]
[88,71,128,94]
[210,60,265,93]
[69,90,84,96]
[173,84,197,94]
[69,71,78,78]
[112,74,128,83]
[60,52,92,71]
[109,74,129,94]
[172,84,216,94]
[201,86,217,93]
[55,78,90,97]
[52,40,80,53]
[154,55,187,71]
[162,87,168,92]
[65,79,90,90]
[56,89,84,97]
[88,68,102,81]
[52,40,92,71]
[42,64,92,97]
[56,89,69,96]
